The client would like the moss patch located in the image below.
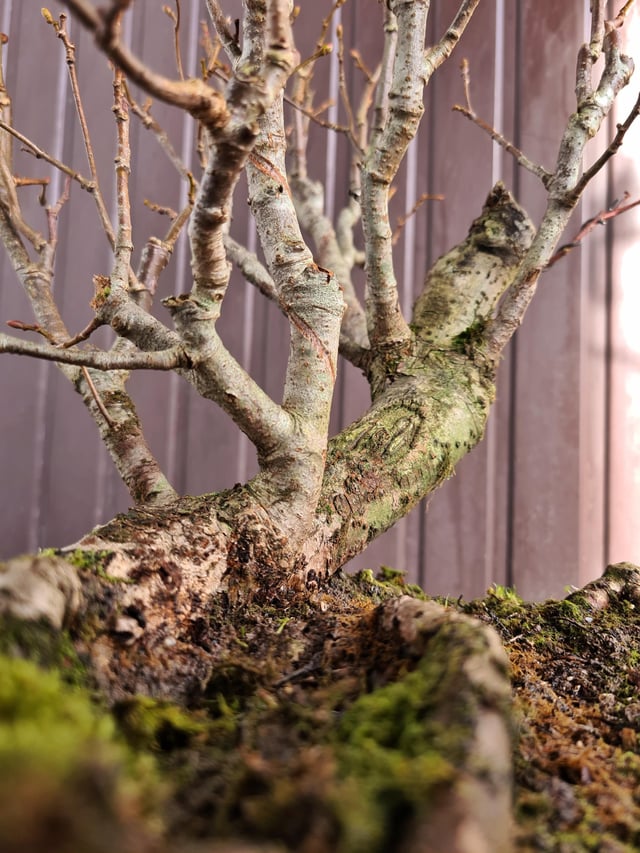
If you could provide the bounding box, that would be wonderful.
[0,614,87,685]
[0,656,162,853]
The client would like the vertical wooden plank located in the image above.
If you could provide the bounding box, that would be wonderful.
[576,0,608,586]
[415,0,501,598]
[606,5,640,566]
[508,1,589,600]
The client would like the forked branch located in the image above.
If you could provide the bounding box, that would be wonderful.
[484,4,637,358]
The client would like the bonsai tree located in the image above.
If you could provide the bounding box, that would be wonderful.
[0,2,639,852]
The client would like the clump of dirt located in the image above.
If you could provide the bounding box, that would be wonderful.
[462,564,640,852]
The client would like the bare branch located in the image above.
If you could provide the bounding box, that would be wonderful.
[205,0,241,62]
[44,11,117,248]
[163,0,185,80]
[225,235,279,303]
[546,194,640,268]
[484,20,637,359]
[188,0,298,312]
[370,2,397,151]
[127,94,195,185]
[336,24,358,148]
[0,119,95,192]
[0,332,188,370]
[163,295,293,455]
[361,0,432,349]
[80,366,115,427]
[64,0,229,126]
[612,0,637,28]
[423,0,482,81]
[111,69,133,288]
[453,59,552,185]
[59,317,105,349]
[573,89,640,196]
[393,192,444,246]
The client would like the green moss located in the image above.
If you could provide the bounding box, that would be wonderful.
[349,568,427,605]
[113,695,209,752]
[451,318,488,354]
[0,656,162,851]
[66,548,130,584]
[487,583,523,605]
[330,623,489,853]
[38,547,58,558]
[0,615,87,685]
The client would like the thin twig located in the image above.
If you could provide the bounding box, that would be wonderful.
[41,176,72,279]
[612,0,637,28]
[392,193,444,245]
[144,199,179,219]
[453,59,552,185]
[6,320,56,343]
[127,92,195,185]
[336,24,358,149]
[81,366,115,426]
[58,316,104,348]
[45,11,117,248]
[546,194,640,268]
[163,0,184,80]
[0,119,95,192]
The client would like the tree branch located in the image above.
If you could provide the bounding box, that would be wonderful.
[246,89,343,528]
[423,0,482,80]
[360,0,481,352]
[63,0,229,126]
[453,59,553,186]
[484,15,636,359]
[0,333,188,370]
[205,0,241,62]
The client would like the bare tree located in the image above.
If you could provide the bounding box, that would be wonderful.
[0,2,639,852]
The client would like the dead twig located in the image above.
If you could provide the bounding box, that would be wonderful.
[162,0,185,81]
[453,59,552,186]
[392,193,445,245]
[546,194,640,269]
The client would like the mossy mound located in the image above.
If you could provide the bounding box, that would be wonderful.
[0,656,162,853]
[4,564,640,852]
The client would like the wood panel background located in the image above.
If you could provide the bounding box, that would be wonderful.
[1,0,639,601]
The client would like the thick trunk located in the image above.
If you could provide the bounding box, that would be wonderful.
[0,337,491,703]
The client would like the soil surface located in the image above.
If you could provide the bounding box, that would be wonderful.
[1,563,640,853]
[462,567,640,852]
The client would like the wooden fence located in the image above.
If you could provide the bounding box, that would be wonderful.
[1,0,639,600]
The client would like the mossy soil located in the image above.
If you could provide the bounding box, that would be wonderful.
[1,566,640,852]
[462,575,640,852]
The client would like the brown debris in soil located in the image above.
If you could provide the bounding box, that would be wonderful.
[462,563,640,853]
